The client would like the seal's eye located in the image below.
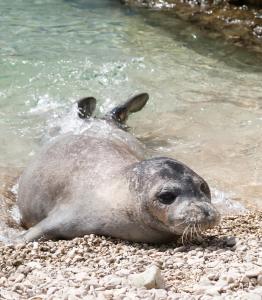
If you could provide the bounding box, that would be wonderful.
[200,182,211,199]
[157,191,178,205]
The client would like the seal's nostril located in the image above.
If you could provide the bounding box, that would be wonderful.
[203,208,210,217]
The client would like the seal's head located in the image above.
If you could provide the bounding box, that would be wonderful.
[128,157,220,239]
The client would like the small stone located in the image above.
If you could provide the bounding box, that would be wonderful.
[15,273,25,283]
[47,287,58,296]
[255,275,262,287]
[205,287,220,296]
[129,265,165,289]
[32,242,39,249]
[87,278,100,288]
[246,269,262,278]
[193,278,213,295]
[242,293,262,300]
[152,289,168,299]
[193,285,208,295]
[102,275,122,288]
[207,273,219,281]
[225,236,236,247]
[227,271,240,284]
[174,262,184,268]
[0,277,7,285]
[215,280,228,291]
[252,287,262,297]
[112,287,127,296]
[96,294,107,300]
[238,245,248,251]
[75,271,89,281]
[241,275,250,284]
[199,277,213,286]
[26,262,42,269]
[115,269,131,277]
[12,282,24,292]
[206,261,220,268]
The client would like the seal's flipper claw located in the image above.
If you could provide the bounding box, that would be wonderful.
[77,97,96,119]
[110,93,149,124]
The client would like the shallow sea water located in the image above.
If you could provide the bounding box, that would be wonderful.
[0,0,261,213]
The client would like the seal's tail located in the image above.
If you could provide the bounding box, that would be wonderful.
[108,93,149,125]
[75,93,149,127]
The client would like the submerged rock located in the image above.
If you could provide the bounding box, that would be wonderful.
[121,0,262,53]
[230,0,262,6]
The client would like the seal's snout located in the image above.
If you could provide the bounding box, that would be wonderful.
[169,198,221,236]
[179,200,220,231]
[202,206,211,217]
[190,201,220,225]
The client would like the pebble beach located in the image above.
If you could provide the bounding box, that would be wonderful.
[0,212,261,300]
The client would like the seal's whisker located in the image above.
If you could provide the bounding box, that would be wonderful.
[185,225,190,243]
[191,225,195,240]
[195,224,202,239]
[197,223,203,235]
[183,228,187,245]
[190,226,193,241]
[194,222,197,237]
[181,226,186,245]
[195,224,199,237]
[177,220,186,226]
[181,224,190,245]
[176,220,186,227]
[193,224,197,239]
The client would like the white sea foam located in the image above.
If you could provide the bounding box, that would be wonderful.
[211,188,247,215]
[10,205,21,225]
[10,182,18,196]
[29,94,63,115]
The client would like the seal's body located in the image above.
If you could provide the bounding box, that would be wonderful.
[17,94,220,243]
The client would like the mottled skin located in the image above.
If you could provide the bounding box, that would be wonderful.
[17,93,220,243]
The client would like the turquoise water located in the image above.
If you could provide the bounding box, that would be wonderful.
[0,0,262,208]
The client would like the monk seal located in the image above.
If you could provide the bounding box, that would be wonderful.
[17,93,220,243]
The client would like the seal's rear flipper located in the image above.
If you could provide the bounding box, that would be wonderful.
[15,208,73,242]
[109,93,149,124]
[77,97,96,119]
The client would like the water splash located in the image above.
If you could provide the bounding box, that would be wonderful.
[28,94,63,115]
[211,188,248,215]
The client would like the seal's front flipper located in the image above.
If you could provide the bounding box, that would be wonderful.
[109,93,149,124]
[77,97,96,119]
